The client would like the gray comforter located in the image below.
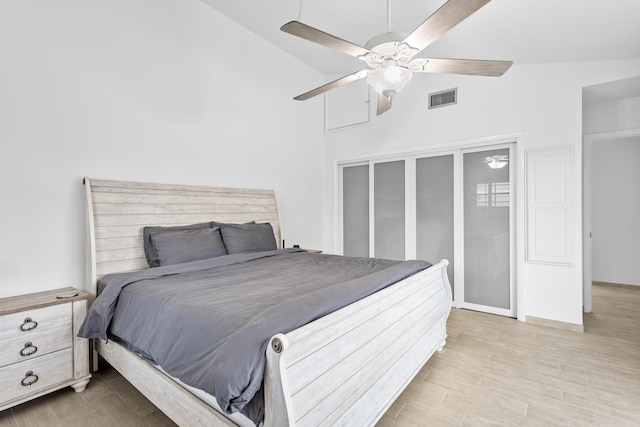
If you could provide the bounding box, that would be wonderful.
[78,249,429,423]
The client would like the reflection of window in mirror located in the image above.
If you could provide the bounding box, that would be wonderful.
[476,182,510,207]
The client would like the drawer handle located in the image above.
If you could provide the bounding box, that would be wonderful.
[20,342,38,357]
[21,371,39,387]
[20,317,38,332]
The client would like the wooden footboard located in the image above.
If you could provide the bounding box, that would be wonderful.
[265,260,451,426]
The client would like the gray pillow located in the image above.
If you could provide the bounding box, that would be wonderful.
[211,220,255,228]
[220,222,277,254]
[143,222,212,267]
[149,227,227,266]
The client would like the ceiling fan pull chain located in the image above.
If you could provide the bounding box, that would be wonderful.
[297,0,303,21]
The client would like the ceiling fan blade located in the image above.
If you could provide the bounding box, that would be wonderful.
[416,58,512,76]
[294,71,368,101]
[281,21,373,58]
[402,0,491,53]
[377,94,393,116]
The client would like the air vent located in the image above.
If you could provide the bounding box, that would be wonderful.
[429,88,457,109]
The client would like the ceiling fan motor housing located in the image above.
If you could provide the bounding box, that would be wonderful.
[364,31,408,51]
[362,31,423,71]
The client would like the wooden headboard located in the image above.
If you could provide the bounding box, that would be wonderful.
[84,178,282,296]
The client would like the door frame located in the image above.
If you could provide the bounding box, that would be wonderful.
[583,127,640,313]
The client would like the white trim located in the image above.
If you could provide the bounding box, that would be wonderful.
[405,158,417,261]
[516,135,526,322]
[461,302,515,318]
[336,164,344,256]
[526,315,584,333]
[583,137,593,313]
[511,143,520,318]
[335,132,524,166]
[453,151,463,307]
[369,163,375,257]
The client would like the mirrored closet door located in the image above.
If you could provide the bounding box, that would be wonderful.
[339,142,516,317]
[416,155,455,298]
[374,160,405,261]
[461,147,515,316]
[342,164,369,258]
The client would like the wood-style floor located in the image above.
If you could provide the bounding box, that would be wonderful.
[379,283,640,426]
[1,283,638,426]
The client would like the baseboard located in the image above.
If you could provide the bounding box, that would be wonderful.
[525,315,584,333]
[593,281,640,289]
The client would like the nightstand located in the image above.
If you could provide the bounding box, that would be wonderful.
[0,287,91,411]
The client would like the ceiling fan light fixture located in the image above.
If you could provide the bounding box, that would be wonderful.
[367,63,412,96]
[486,156,508,169]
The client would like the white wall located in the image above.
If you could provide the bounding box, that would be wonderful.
[0,0,326,298]
[583,97,640,134]
[323,59,640,327]
[590,137,640,285]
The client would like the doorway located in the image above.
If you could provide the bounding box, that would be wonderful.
[583,129,640,312]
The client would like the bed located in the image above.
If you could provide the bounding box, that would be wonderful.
[81,178,452,426]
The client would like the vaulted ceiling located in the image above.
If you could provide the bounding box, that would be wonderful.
[201,0,640,75]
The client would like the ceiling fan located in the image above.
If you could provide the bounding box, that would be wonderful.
[281,0,512,115]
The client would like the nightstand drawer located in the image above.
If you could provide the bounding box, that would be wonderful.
[0,303,71,341]
[0,326,72,368]
[0,348,73,405]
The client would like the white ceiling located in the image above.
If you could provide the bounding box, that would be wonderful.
[201,0,640,76]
